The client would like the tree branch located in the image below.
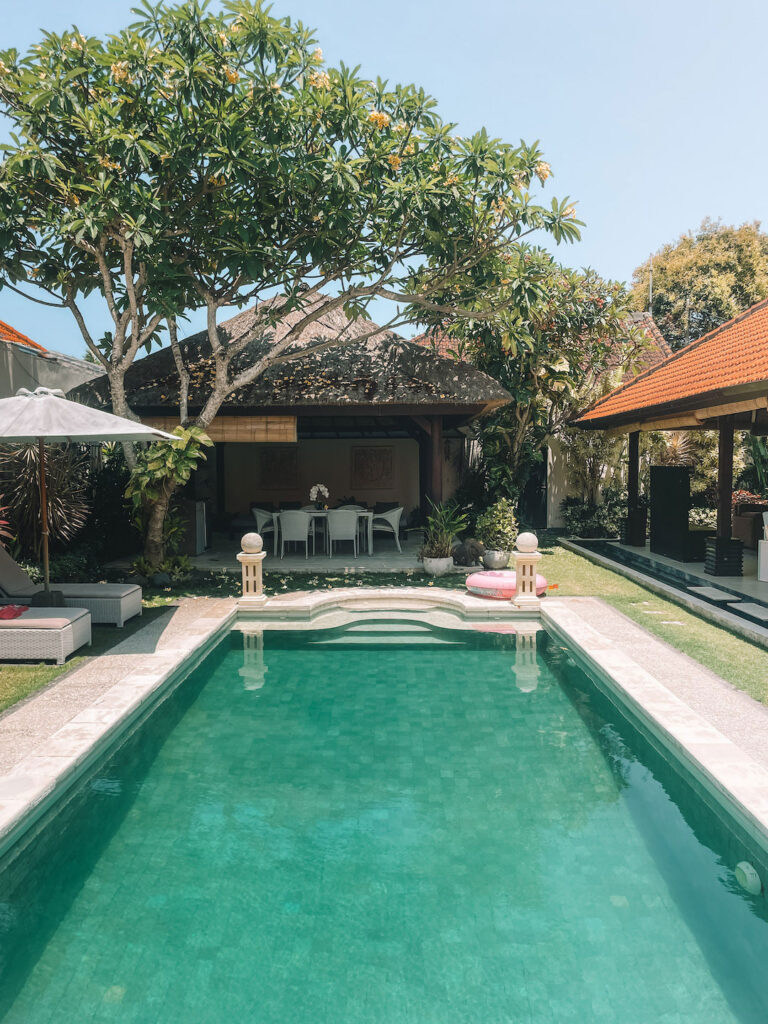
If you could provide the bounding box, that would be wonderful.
[168,316,190,424]
[1,280,67,308]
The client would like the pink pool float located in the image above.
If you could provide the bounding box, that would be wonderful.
[465,569,547,600]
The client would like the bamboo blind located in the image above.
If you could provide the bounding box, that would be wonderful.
[143,415,297,443]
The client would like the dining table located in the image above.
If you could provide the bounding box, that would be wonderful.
[272,509,374,557]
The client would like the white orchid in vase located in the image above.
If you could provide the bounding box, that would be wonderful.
[309,483,329,508]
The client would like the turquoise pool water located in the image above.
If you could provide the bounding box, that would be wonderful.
[1,621,768,1022]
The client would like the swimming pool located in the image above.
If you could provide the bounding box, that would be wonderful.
[1,619,767,1022]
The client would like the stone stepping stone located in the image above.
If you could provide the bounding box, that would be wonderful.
[687,586,735,602]
[724,602,768,622]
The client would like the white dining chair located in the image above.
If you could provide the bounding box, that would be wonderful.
[279,511,313,558]
[372,506,403,552]
[251,507,275,543]
[301,505,324,550]
[338,505,366,548]
[327,509,359,557]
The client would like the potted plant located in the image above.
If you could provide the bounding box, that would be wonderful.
[309,483,329,509]
[419,500,468,576]
[475,498,518,569]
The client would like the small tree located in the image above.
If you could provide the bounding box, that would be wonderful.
[0,0,580,563]
[421,257,640,500]
[630,219,768,350]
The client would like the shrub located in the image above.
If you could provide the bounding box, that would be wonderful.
[131,554,192,584]
[0,444,89,557]
[475,498,518,550]
[689,507,717,529]
[419,500,468,559]
[561,487,626,539]
[86,444,139,559]
[18,543,101,584]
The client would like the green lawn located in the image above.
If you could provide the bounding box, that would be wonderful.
[3,542,768,717]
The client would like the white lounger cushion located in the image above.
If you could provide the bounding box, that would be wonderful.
[0,607,92,664]
[0,608,90,629]
[56,583,140,599]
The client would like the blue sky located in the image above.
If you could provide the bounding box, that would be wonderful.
[2,0,768,357]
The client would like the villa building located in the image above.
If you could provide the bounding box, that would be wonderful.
[75,301,511,530]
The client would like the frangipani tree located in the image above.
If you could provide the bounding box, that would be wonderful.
[0,0,580,562]
[420,254,639,500]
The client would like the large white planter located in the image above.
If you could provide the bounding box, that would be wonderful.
[482,549,511,570]
[423,556,454,577]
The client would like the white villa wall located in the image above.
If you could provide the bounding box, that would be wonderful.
[546,439,571,528]
[223,438,420,515]
[0,341,103,399]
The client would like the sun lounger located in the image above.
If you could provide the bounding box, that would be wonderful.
[0,548,142,627]
[0,607,91,664]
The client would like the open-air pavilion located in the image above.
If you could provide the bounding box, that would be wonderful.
[572,298,768,624]
[75,299,511,569]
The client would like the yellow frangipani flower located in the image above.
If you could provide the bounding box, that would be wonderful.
[307,70,330,90]
[110,61,133,84]
[368,110,391,130]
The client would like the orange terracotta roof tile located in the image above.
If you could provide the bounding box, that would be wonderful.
[412,328,459,358]
[576,298,768,427]
[0,319,47,352]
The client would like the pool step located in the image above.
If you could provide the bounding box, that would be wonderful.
[309,631,465,646]
[343,622,433,633]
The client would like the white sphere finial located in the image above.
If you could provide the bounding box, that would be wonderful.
[241,532,263,553]
[516,531,538,553]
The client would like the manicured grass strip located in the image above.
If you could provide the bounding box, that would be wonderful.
[0,663,64,715]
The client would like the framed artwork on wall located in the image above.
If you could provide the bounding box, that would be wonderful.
[351,446,394,489]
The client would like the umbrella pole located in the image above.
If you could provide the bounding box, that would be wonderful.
[38,438,50,595]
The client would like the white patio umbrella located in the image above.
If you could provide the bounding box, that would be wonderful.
[0,387,176,595]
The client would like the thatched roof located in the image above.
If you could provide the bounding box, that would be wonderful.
[75,298,511,418]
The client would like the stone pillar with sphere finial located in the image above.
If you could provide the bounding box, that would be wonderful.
[513,532,542,611]
[237,533,267,607]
